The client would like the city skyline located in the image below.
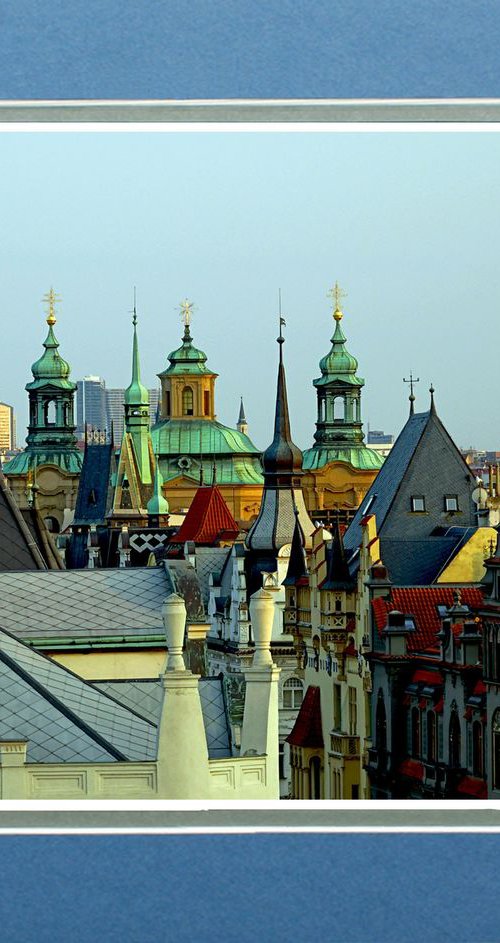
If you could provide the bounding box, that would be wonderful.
[2,129,500,451]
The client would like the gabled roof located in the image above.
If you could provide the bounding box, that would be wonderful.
[73,441,115,525]
[0,626,157,762]
[286,685,324,748]
[173,484,239,545]
[0,469,49,571]
[344,410,431,554]
[372,586,483,653]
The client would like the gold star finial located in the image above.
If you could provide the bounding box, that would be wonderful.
[327,281,347,321]
[179,298,194,328]
[42,287,61,327]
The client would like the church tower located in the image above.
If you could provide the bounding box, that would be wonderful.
[246,319,315,591]
[302,283,383,524]
[3,289,82,532]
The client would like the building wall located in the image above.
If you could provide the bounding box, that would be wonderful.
[0,402,15,452]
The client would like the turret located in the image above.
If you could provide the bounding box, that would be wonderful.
[237,397,248,436]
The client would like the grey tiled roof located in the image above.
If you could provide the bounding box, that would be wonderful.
[344,410,430,555]
[94,676,231,759]
[192,547,231,605]
[0,629,157,763]
[381,535,470,586]
[0,567,170,642]
[73,442,114,525]
[0,470,48,571]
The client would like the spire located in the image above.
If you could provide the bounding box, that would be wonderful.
[283,509,308,585]
[147,454,169,519]
[261,310,303,484]
[237,396,248,435]
[323,515,355,590]
[429,383,436,415]
[124,294,149,409]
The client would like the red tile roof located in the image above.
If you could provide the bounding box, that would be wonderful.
[286,686,324,748]
[372,587,484,653]
[173,485,240,545]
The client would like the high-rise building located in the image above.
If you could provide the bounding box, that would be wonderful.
[0,402,15,453]
[76,376,107,439]
[106,387,160,444]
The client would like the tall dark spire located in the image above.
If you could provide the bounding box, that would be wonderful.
[429,383,436,415]
[283,510,308,585]
[261,320,303,488]
[322,516,356,590]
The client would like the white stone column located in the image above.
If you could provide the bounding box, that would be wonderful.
[156,594,211,799]
[240,589,281,799]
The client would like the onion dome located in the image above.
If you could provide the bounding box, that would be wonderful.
[163,323,214,377]
[31,291,72,384]
[314,305,363,388]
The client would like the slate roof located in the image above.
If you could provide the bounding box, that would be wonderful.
[0,627,157,763]
[372,586,484,653]
[73,441,114,525]
[93,677,231,758]
[0,469,49,571]
[286,685,324,748]
[173,484,240,545]
[0,567,170,644]
[344,410,430,554]
[20,508,65,570]
[380,533,473,586]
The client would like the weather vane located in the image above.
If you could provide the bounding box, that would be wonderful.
[42,287,61,326]
[403,371,420,400]
[327,281,347,319]
[179,298,194,328]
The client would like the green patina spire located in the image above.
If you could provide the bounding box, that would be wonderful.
[303,283,383,473]
[124,301,149,408]
[124,299,152,485]
[147,454,169,517]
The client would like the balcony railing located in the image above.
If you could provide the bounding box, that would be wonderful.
[330,733,360,757]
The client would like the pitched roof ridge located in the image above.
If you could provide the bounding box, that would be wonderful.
[0,469,48,570]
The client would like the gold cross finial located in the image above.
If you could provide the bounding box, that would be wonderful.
[327,281,347,321]
[42,287,61,327]
[179,298,194,328]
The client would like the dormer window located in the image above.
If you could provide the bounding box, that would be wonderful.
[444,495,459,512]
[411,495,426,512]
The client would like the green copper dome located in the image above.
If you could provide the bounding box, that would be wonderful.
[314,312,363,388]
[151,419,263,485]
[27,325,75,392]
[160,325,215,378]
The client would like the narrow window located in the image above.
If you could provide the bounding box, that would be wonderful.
[472,721,484,778]
[376,690,387,751]
[427,711,437,762]
[283,677,304,710]
[165,391,171,416]
[182,387,194,416]
[333,683,341,730]
[204,390,210,416]
[411,495,425,512]
[310,756,321,799]
[348,686,357,736]
[411,706,421,757]
[449,712,461,768]
[333,396,345,420]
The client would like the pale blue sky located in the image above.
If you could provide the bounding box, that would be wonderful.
[2,130,500,451]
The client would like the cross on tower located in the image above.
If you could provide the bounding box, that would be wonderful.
[179,298,194,327]
[327,281,347,313]
[42,287,61,326]
[403,371,420,414]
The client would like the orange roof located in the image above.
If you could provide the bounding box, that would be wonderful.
[287,686,324,748]
[372,586,484,653]
[174,485,240,545]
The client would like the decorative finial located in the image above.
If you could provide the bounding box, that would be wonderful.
[132,286,137,327]
[429,383,436,413]
[277,289,286,360]
[403,372,420,415]
[42,287,61,327]
[179,298,194,328]
[327,281,347,321]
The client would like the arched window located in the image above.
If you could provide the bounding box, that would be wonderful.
[310,756,321,799]
[493,710,500,790]
[45,400,57,424]
[411,707,421,758]
[472,720,484,778]
[44,516,60,534]
[376,690,387,751]
[182,387,194,416]
[427,711,437,762]
[449,712,461,768]
[333,396,345,420]
[283,677,304,710]
[63,402,70,425]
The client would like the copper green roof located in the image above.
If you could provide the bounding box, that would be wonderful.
[302,445,383,472]
[3,448,83,476]
[151,419,263,485]
[159,325,217,378]
[314,314,364,388]
[27,325,75,392]
[147,457,169,515]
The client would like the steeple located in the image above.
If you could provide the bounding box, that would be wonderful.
[246,313,314,554]
[124,299,152,485]
[322,516,356,590]
[303,282,382,474]
[283,510,308,585]
[237,397,248,436]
